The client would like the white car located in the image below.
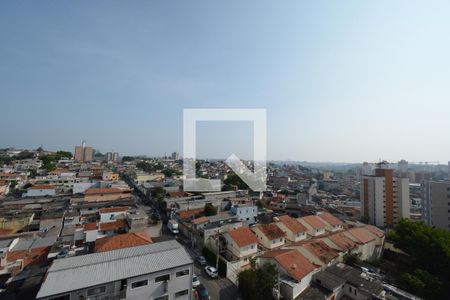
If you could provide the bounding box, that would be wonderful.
[192,274,201,287]
[204,266,218,278]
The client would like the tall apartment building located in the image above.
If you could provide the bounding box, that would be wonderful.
[36,240,193,300]
[361,163,410,227]
[74,141,93,162]
[422,181,450,231]
[106,151,119,162]
[171,152,179,160]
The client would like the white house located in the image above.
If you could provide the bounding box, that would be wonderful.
[298,215,327,237]
[276,215,307,242]
[223,227,258,268]
[251,224,285,250]
[230,204,257,225]
[259,249,319,299]
[25,185,56,197]
[99,207,129,223]
[316,212,344,232]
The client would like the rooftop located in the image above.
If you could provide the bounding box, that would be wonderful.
[278,215,307,234]
[226,227,258,247]
[85,188,125,195]
[36,240,192,298]
[99,206,129,214]
[347,227,376,244]
[261,249,316,281]
[94,232,152,253]
[255,223,285,240]
[317,212,343,226]
[301,215,327,230]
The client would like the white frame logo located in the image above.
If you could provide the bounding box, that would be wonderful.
[183,108,267,192]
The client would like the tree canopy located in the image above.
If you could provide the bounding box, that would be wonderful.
[224,173,248,190]
[238,264,277,300]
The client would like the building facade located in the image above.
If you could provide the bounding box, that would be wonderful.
[74,141,93,163]
[422,181,450,230]
[360,164,410,227]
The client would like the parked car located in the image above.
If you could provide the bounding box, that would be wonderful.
[196,256,207,266]
[192,274,201,288]
[204,266,218,278]
[195,284,210,300]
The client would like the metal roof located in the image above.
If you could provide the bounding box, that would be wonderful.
[36,240,192,298]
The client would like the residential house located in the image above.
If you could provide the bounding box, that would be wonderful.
[276,215,307,242]
[222,227,258,268]
[251,223,285,250]
[298,215,327,237]
[84,188,131,202]
[230,204,257,225]
[317,212,344,232]
[94,232,152,253]
[25,185,56,197]
[99,207,129,223]
[259,249,319,299]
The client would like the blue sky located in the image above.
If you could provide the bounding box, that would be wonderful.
[1,1,450,163]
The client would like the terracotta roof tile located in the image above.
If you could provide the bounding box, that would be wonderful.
[85,188,124,195]
[83,222,97,231]
[29,184,55,190]
[99,219,127,231]
[261,249,316,281]
[303,240,339,264]
[301,215,327,230]
[364,225,385,238]
[99,207,129,214]
[255,223,285,240]
[227,227,258,247]
[317,212,343,226]
[347,227,376,244]
[178,208,203,220]
[192,216,209,225]
[278,215,307,233]
[94,232,152,253]
[327,232,357,251]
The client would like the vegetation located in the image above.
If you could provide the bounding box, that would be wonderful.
[39,151,72,171]
[204,203,217,216]
[152,187,166,209]
[238,264,278,300]
[343,253,361,267]
[224,173,248,189]
[256,199,265,209]
[388,219,450,299]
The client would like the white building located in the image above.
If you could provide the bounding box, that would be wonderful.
[25,185,56,197]
[36,240,193,300]
[230,204,257,225]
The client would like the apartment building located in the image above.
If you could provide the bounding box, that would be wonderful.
[74,141,93,163]
[360,164,410,227]
[422,181,450,230]
[36,240,193,300]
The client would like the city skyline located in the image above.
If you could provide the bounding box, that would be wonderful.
[2,1,450,162]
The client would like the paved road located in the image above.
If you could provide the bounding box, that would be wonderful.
[182,241,239,300]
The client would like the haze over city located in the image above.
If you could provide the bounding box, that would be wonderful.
[2,1,450,162]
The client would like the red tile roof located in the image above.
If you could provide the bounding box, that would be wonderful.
[364,225,385,238]
[83,222,98,231]
[261,249,316,281]
[85,188,124,194]
[94,232,152,253]
[29,184,55,190]
[192,216,209,225]
[327,232,358,251]
[347,227,376,244]
[178,208,203,220]
[99,207,129,214]
[227,227,258,247]
[99,219,127,231]
[255,223,285,240]
[317,212,343,226]
[303,240,339,264]
[301,215,327,230]
[278,215,307,234]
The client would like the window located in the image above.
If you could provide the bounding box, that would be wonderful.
[175,289,189,297]
[155,295,169,300]
[131,279,148,288]
[87,286,106,296]
[155,274,170,282]
[176,269,189,277]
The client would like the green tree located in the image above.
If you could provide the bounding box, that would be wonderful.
[224,173,248,190]
[204,203,217,216]
[399,269,442,299]
[256,199,265,209]
[238,264,277,300]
